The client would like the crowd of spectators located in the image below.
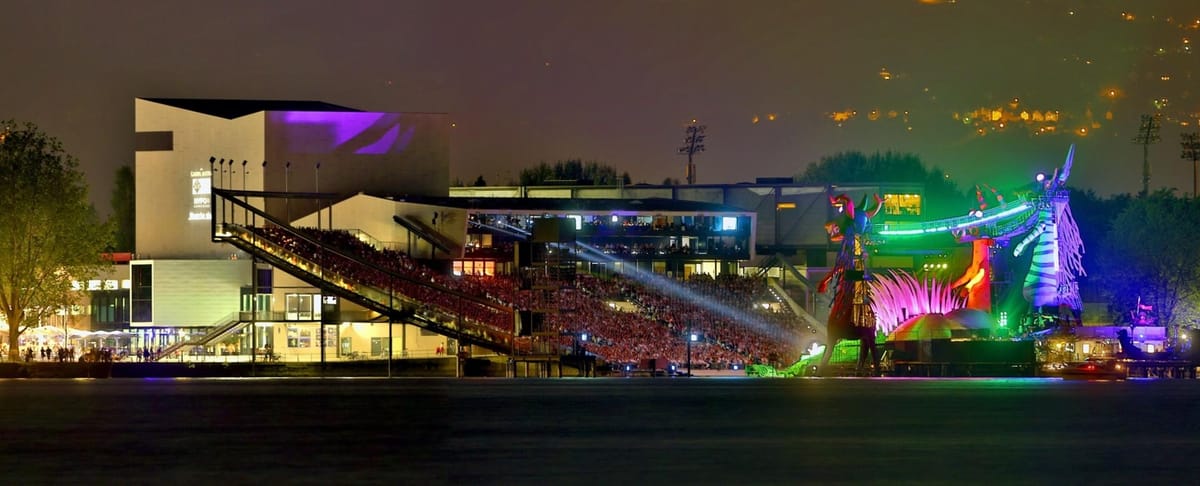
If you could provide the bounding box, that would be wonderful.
[249,225,804,368]
[614,274,803,367]
[252,226,515,348]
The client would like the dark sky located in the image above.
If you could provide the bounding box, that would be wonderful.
[4,0,1200,214]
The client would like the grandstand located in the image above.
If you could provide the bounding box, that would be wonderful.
[213,187,804,368]
[65,97,925,373]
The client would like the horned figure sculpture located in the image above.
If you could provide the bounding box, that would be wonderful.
[1012,145,1085,318]
[817,193,884,375]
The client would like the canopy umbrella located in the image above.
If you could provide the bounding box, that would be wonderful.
[887,313,969,341]
[29,326,66,335]
[945,308,997,332]
[82,330,136,338]
[25,326,95,338]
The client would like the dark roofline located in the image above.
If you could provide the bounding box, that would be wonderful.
[365,193,752,215]
[453,181,926,191]
[140,97,361,119]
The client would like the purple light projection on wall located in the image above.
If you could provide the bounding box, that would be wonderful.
[358,123,414,154]
[278,111,414,155]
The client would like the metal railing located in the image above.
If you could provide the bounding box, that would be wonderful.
[210,188,515,354]
[151,312,243,361]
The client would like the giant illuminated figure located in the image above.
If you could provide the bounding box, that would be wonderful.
[817,193,884,374]
[937,146,1085,320]
[1011,145,1085,318]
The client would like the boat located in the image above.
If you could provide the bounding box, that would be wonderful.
[1060,359,1127,380]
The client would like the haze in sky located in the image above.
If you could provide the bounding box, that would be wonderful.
[3,0,1199,214]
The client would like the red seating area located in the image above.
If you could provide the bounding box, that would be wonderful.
[252,226,514,346]
[253,226,803,368]
[466,273,804,368]
[617,274,801,367]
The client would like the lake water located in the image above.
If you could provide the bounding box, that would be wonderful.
[2,377,1198,484]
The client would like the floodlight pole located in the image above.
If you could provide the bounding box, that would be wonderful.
[1181,132,1200,199]
[677,123,707,185]
[1133,114,1161,197]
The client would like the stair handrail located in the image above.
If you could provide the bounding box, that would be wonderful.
[212,188,506,312]
[221,224,513,351]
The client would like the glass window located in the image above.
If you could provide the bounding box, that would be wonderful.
[256,294,272,319]
[131,264,152,322]
[256,267,273,294]
[287,325,312,348]
[882,193,922,216]
[298,294,312,320]
[285,295,300,321]
[285,294,315,321]
[323,326,339,348]
[371,337,390,356]
[90,291,129,327]
[453,260,496,277]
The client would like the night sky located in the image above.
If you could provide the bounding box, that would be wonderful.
[4,0,1200,214]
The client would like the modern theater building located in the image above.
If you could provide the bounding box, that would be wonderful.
[18,96,935,365]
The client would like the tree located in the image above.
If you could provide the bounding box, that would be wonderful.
[519,162,554,186]
[518,159,624,185]
[1066,188,1131,303]
[796,150,927,184]
[110,165,135,252]
[472,175,487,187]
[1096,190,1200,332]
[0,121,111,361]
[794,151,968,219]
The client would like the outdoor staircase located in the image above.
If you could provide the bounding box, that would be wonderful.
[209,189,515,354]
[151,313,246,361]
[767,278,825,338]
[219,224,514,353]
[754,253,827,338]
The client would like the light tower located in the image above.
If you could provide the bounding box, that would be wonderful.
[1132,114,1161,196]
[1180,132,1200,199]
[677,121,706,185]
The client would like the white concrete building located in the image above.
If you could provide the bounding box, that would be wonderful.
[131,98,454,360]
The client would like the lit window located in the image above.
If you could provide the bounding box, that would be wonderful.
[882,193,921,216]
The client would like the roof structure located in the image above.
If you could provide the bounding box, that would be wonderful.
[378,194,752,215]
[142,98,360,119]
